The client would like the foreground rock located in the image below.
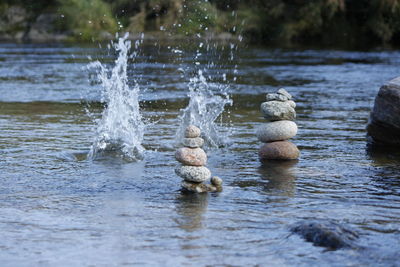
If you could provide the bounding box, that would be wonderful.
[290,220,359,250]
[367,76,400,146]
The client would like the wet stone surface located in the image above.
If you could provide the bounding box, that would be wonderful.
[290,220,359,250]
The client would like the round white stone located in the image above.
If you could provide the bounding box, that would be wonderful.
[175,165,211,183]
[256,120,298,142]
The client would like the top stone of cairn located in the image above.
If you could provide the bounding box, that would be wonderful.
[266,88,292,102]
[185,125,201,138]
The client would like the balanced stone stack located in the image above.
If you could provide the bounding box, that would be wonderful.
[257,88,300,161]
[175,125,223,193]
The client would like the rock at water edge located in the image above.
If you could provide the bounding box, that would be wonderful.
[367,76,400,146]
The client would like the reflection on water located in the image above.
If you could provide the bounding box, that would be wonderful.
[258,160,298,196]
[366,143,400,165]
[175,193,209,232]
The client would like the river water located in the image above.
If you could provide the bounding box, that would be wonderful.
[0,42,399,266]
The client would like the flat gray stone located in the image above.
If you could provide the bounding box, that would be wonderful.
[175,165,211,183]
[277,88,292,100]
[182,137,204,148]
[256,120,298,142]
[266,93,289,102]
[181,181,219,193]
[260,101,296,121]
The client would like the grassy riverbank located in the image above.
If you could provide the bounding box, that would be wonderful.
[1,0,400,47]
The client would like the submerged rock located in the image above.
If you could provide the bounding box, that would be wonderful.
[260,101,296,121]
[367,76,400,146]
[290,220,359,250]
[181,181,221,193]
[175,147,207,166]
[175,165,211,183]
[259,141,300,160]
[256,120,298,142]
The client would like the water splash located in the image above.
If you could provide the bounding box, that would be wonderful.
[87,33,145,161]
[176,69,232,148]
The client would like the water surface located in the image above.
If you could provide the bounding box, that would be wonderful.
[0,42,400,266]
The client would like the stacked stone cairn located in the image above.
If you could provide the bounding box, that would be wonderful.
[175,125,223,193]
[257,88,300,161]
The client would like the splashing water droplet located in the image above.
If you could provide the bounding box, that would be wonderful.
[87,33,145,161]
[176,70,232,148]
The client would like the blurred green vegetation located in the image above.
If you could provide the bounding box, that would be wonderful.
[1,0,400,46]
[54,0,117,41]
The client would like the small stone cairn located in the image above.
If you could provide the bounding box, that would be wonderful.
[175,125,223,193]
[257,88,300,161]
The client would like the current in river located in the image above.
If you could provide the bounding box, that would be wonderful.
[0,41,399,266]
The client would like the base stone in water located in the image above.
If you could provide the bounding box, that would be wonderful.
[259,141,300,160]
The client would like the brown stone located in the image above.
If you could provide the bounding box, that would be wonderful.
[259,141,300,160]
[175,147,207,166]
